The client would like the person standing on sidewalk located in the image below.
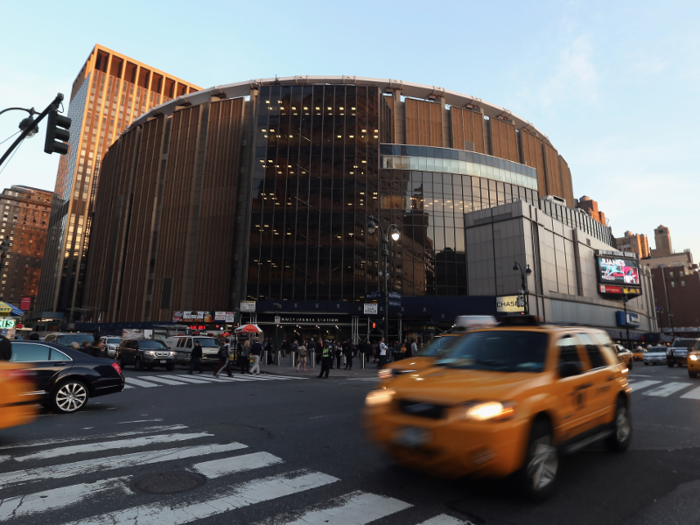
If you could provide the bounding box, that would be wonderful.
[378,337,388,368]
[189,341,203,374]
[334,339,343,370]
[307,337,317,365]
[239,339,251,374]
[250,337,263,375]
[344,340,354,370]
[296,340,308,372]
[409,338,418,358]
[318,340,331,379]
[215,339,232,377]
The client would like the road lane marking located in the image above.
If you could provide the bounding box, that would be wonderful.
[260,490,412,525]
[122,385,134,389]
[66,469,338,525]
[116,418,164,424]
[643,382,693,397]
[628,380,662,393]
[173,374,235,383]
[0,442,247,488]
[0,424,188,451]
[192,451,283,478]
[159,375,211,384]
[15,431,213,462]
[138,376,190,386]
[124,377,160,388]
[680,386,700,399]
[417,515,471,525]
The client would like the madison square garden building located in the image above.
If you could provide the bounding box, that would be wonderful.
[82,77,657,342]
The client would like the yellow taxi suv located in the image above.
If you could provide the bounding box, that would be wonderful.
[687,341,700,378]
[614,344,634,370]
[379,316,497,381]
[0,361,38,431]
[364,317,631,499]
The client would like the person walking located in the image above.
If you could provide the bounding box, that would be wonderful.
[264,337,274,365]
[318,340,331,378]
[409,338,418,358]
[378,337,388,368]
[307,337,317,365]
[250,337,263,375]
[334,340,343,370]
[0,335,11,361]
[215,339,232,377]
[189,341,203,374]
[344,340,354,370]
[296,340,308,372]
[239,339,251,374]
[89,340,104,359]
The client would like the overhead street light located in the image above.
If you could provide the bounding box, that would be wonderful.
[367,215,400,344]
[513,261,533,315]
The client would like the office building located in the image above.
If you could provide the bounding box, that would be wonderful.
[0,186,53,309]
[36,44,201,321]
[651,225,673,258]
[82,76,655,342]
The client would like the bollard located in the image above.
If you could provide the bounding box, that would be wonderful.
[276,351,281,366]
[291,351,296,367]
[311,350,316,368]
[361,353,365,369]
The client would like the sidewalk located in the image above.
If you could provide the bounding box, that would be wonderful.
[259,354,381,379]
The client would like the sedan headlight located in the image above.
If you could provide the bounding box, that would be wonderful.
[365,388,395,407]
[464,401,515,421]
[170,351,177,357]
[690,355,698,362]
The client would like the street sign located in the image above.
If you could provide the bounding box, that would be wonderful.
[274,316,281,324]
[388,300,402,307]
[240,301,256,312]
[364,303,378,315]
[366,291,382,300]
[0,319,16,329]
[388,292,402,300]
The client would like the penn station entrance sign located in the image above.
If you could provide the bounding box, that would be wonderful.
[278,315,344,325]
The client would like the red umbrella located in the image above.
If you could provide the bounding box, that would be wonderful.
[235,324,263,333]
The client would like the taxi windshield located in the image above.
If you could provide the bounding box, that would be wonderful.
[417,336,462,357]
[436,330,548,373]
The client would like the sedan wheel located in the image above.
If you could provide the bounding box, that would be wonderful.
[53,381,88,413]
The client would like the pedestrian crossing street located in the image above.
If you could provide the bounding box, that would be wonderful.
[628,377,700,400]
[0,423,471,525]
[123,373,306,390]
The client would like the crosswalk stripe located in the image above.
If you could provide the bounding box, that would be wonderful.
[139,376,190,386]
[680,386,700,399]
[123,385,134,389]
[417,514,470,524]
[0,424,188,452]
[264,490,412,525]
[629,380,662,392]
[0,475,130,520]
[174,374,234,383]
[192,451,283,479]
[124,377,160,388]
[644,382,693,397]
[163,374,213,384]
[67,469,339,525]
[0,442,247,489]
[15,431,213,462]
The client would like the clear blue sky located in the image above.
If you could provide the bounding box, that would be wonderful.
[1,0,698,258]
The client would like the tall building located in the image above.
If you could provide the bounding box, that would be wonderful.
[652,225,673,257]
[36,45,201,321]
[0,186,53,308]
[576,195,606,225]
[615,230,650,259]
[79,76,659,345]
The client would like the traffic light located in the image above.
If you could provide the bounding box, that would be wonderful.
[372,322,376,329]
[44,106,71,155]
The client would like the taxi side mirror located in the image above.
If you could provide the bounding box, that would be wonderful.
[559,361,582,378]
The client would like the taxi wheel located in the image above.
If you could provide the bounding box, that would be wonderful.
[628,359,633,370]
[52,380,89,414]
[689,370,698,379]
[518,419,558,499]
[606,398,631,452]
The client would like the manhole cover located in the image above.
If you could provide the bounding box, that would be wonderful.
[132,471,205,494]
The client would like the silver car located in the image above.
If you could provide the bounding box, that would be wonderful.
[100,337,122,358]
[644,346,667,366]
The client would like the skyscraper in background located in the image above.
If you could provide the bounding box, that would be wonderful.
[35,45,201,322]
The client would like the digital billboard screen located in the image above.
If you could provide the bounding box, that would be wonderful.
[597,257,640,287]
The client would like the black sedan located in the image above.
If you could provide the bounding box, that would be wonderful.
[9,340,125,413]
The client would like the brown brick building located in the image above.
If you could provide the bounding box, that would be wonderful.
[576,195,606,226]
[0,186,53,309]
[615,231,650,260]
[651,265,700,332]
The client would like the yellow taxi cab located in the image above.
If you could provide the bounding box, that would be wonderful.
[0,361,38,431]
[687,341,700,378]
[379,316,497,381]
[614,344,634,370]
[631,347,646,361]
[363,317,631,499]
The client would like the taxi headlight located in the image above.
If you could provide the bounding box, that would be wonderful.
[690,355,698,362]
[464,401,515,421]
[378,369,394,379]
[365,388,395,407]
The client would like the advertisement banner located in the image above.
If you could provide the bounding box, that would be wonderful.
[214,311,227,321]
[496,295,525,313]
[240,301,256,312]
[173,311,183,322]
[20,296,32,311]
[364,303,378,315]
[597,257,640,286]
[225,312,236,323]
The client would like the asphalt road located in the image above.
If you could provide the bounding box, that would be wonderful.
[2,362,700,525]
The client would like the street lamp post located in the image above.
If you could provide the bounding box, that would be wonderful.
[512,261,533,315]
[669,311,675,341]
[367,215,400,345]
[622,294,630,349]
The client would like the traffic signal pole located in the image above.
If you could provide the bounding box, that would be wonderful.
[0,93,67,168]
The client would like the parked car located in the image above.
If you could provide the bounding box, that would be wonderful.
[8,341,124,413]
[614,344,634,370]
[364,318,631,499]
[44,332,95,348]
[166,336,220,366]
[100,337,122,358]
[643,346,667,366]
[0,360,38,429]
[667,338,699,367]
[118,339,176,371]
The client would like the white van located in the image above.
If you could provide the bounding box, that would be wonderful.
[166,336,220,365]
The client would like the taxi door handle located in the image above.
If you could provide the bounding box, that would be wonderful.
[607,376,615,381]
[580,383,593,389]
